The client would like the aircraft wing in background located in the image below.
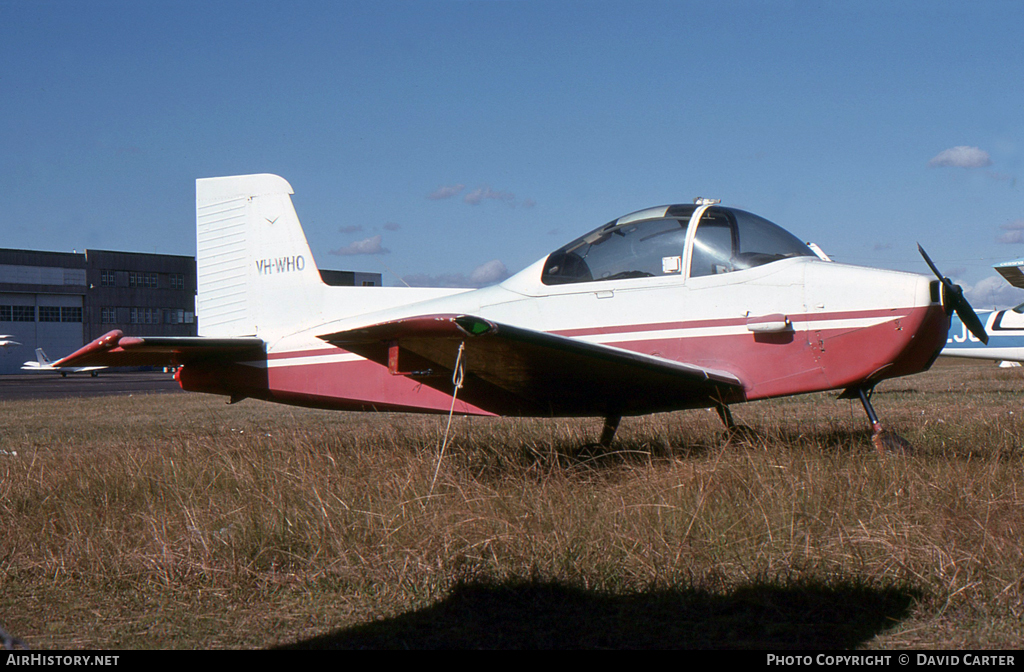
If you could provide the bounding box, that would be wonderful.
[994,259,1024,289]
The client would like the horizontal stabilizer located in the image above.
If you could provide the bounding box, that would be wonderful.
[55,330,265,368]
[320,314,745,417]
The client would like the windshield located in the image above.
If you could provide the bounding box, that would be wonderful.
[689,207,816,278]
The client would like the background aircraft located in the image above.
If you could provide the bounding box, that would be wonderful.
[942,259,1024,364]
[0,335,21,348]
[23,348,104,377]
[56,174,986,451]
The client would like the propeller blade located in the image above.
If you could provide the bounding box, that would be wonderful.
[917,243,989,345]
[947,284,989,345]
[917,244,944,281]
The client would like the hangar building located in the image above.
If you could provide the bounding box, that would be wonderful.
[0,247,380,375]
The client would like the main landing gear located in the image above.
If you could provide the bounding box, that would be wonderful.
[710,389,911,454]
[597,403,759,448]
[840,385,912,454]
[599,414,621,448]
[713,402,760,444]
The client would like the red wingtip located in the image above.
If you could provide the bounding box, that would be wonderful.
[54,330,124,367]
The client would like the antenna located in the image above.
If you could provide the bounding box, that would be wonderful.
[373,256,412,288]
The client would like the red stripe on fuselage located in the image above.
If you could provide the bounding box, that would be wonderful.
[178,305,946,416]
[551,307,913,339]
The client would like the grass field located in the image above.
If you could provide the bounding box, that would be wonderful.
[1,358,1022,649]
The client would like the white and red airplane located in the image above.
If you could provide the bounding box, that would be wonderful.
[56,174,986,450]
[23,348,105,377]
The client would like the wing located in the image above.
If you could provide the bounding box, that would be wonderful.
[995,259,1024,289]
[319,314,746,417]
[54,330,265,368]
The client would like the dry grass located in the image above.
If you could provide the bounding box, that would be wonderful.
[1,358,1022,648]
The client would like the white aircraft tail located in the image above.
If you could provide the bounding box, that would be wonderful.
[35,348,50,365]
[196,174,326,338]
[195,173,474,340]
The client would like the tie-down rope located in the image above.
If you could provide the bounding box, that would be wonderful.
[430,341,465,494]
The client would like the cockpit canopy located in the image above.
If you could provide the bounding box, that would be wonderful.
[541,205,817,286]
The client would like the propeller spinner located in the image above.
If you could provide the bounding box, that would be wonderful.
[918,244,988,345]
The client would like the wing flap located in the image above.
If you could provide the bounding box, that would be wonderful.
[320,314,746,417]
[55,330,265,368]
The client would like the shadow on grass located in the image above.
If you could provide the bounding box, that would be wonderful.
[280,578,920,649]
[452,428,881,482]
[760,427,874,453]
[452,440,724,482]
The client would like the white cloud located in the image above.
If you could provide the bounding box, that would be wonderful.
[468,259,509,285]
[403,259,511,288]
[427,184,465,200]
[997,220,1024,244]
[429,182,533,208]
[946,266,967,278]
[329,235,389,256]
[965,274,1024,310]
[338,224,363,234]
[402,272,469,288]
[928,146,992,168]
[464,186,516,206]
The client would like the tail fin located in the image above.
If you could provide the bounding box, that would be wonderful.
[196,174,325,338]
[35,348,49,365]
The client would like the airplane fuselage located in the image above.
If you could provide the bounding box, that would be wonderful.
[179,256,948,416]
[942,309,1024,362]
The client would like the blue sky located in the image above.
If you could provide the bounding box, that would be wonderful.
[2,1,1023,305]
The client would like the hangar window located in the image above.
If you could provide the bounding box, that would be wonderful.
[130,307,161,324]
[129,272,159,289]
[163,308,187,324]
[38,307,62,322]
[61,307,82,323]
[0,305,33,321]
[10,306,34,322]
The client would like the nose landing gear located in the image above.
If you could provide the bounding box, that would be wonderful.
[841,385,912,454]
